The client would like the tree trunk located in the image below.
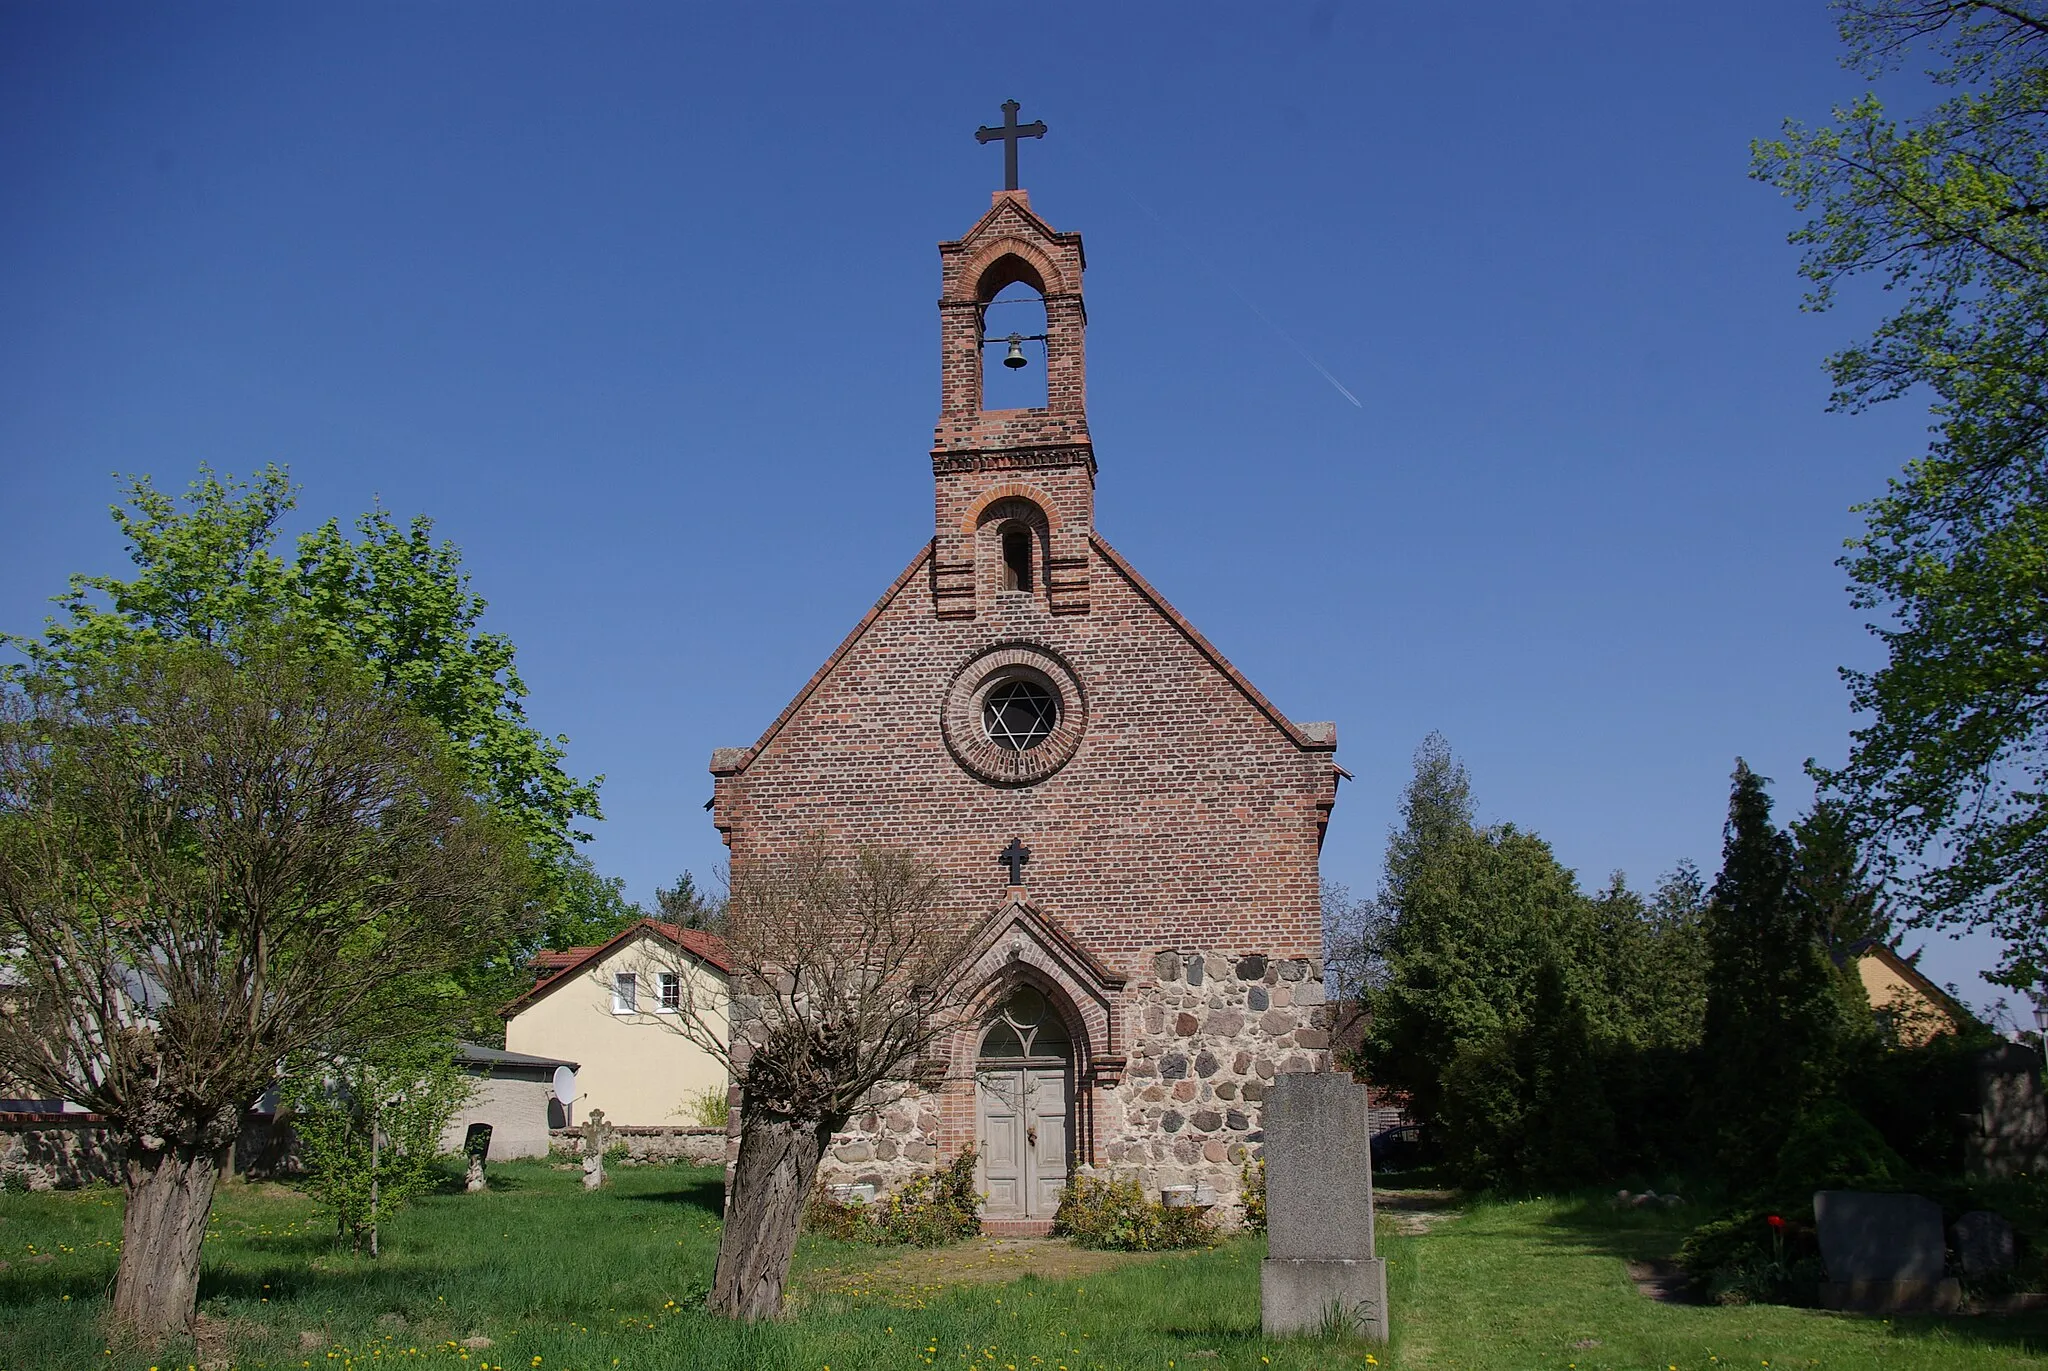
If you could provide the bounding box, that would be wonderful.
[707,1106,833,1321]
[109,1138,224,1341]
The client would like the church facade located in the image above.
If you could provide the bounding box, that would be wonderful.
[708,178,1340,1230]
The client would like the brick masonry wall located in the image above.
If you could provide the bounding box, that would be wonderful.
[714,541,1336,959]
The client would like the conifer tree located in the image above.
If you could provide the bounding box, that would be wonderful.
[1790,799,1892,951]
[1700,761,1847,1175]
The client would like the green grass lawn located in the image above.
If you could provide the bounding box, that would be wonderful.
[3,1162,2046,1371]
[1387,1191,2048,1370]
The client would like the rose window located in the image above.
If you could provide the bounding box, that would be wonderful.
[942,643,1086,785]
[983,679,1058,751]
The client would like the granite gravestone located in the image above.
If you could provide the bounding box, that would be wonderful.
[1953,1210,2017,1279]
[1260,1072,1388,1341]
[1814,1190,1960,1313]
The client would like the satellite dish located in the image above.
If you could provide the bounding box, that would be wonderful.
[552,1066,576,1107]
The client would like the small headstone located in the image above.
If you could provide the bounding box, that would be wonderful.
[462,1123,492,1193]
[1814,1190,1960,1313]
[1260,1071,1387,1342]
[1953,1210,2016,1278]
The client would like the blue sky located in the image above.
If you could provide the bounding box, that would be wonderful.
[2,4,2013,1013]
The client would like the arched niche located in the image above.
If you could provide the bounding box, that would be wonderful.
[974,494,1051,600]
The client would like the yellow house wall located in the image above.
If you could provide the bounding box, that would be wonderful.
[1856,954,1955,1047]
[505,932,729,1127]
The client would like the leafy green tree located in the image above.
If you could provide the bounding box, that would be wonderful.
[6,465,602,873]
[1365,736,1705,1186]
[1699,762,1854,1175]
[543,852,648,948]
[5,466,603,1038]
[283,1040,475,1254]
[1753,2,2048,983]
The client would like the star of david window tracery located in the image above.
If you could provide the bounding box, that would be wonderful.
[982,678,1059,751]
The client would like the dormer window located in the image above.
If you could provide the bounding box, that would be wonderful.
[1001,524,1034,592]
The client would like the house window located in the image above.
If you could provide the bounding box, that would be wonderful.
[659,971,681,1012]
[612,971,638,1014]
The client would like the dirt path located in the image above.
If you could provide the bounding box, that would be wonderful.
[1378,1187,1461,1237]
[799,1236,1162,1304]
[1625,1257,1700,1304]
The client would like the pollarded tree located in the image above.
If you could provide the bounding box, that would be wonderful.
[0,635,530,1340]
[663,838,973,1321]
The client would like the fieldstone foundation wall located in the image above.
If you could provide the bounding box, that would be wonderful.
[815,1080,948,1193]
[810,948,1330,1226]
[1095,949,1329,1227]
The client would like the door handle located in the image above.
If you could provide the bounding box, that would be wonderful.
[1027,1127,1038,1147]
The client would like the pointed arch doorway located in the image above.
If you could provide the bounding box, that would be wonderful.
[975,984,1073,1220]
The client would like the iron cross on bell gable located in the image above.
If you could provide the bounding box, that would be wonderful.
[1000,837,1032,887]
[976,100,1046,191]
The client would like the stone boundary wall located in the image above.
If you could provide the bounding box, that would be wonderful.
[549,1124,728,1167]
[0,1113,122,1190]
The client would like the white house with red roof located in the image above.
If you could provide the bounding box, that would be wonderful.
[502,918,731,1128]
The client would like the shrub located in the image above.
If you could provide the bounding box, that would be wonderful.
[802,1184,870,1242]
[1240,1157,1266,1232]
[1679,1208,1823,1306]
[801,1149,981,1247]
[283,1043,473,1253]
[871,1148,981,1245]
[1774,1098,1906,1195]
[1052,1174,1215,1251]
[683,1087,731,1129]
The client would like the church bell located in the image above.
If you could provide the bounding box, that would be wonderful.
[1002,333,1028,369]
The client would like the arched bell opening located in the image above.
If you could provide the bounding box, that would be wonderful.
[973,979,1079,1221]
[979,278,1049,411]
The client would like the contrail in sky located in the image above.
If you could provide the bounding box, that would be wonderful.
[1071,139,1363,410]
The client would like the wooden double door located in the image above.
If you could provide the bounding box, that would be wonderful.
[975,983,1075,1220]
[976,1060,1071,1219]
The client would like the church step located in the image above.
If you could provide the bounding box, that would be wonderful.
[980,1218,1056,1238]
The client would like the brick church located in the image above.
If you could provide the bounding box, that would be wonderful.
[707,116,1340,1230]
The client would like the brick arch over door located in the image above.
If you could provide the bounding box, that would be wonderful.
[939,901,1128,1166]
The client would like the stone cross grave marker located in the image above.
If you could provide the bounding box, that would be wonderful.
[1261,1071,1388,1342]
[1814,1189,1959,1313]
[581,1109,614,1191]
